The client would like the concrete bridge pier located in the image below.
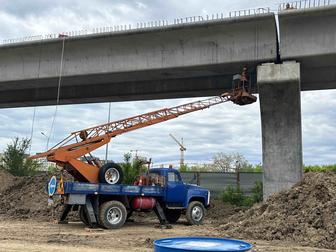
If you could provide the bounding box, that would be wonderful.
[257,61,303,199]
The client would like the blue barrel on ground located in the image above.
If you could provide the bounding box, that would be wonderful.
[154,237,252,252]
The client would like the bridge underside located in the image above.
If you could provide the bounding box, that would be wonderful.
[0,65,257,107]
[1,64,336,108]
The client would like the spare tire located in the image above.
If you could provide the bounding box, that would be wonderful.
[99,163,123,184]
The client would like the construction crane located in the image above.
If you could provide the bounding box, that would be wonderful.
[31,69,257,185]
[169,133,186,169]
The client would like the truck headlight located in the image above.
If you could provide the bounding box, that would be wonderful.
[207,190,210,206]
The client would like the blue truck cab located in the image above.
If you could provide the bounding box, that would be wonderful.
[149,168,210,209]
[53,167,210,229]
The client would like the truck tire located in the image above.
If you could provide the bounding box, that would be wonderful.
[164,209,182,223]
[99,163,123,184]
[79,206,89,226]
[99,201,127,229]
[186,201,206,225]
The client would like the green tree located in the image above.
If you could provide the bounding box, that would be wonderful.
[240,163,263,172]
[120,153,147,184]
[1,137,41,176]
[179,164,189,172]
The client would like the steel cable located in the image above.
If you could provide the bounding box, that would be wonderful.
[28,39,43,154]
[46,37,66,150]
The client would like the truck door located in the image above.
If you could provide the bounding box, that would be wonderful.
[166,171,186,207]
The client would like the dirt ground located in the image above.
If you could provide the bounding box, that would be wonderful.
[1,170,335,251]
[218,172,336,249]
[0,217,334,252]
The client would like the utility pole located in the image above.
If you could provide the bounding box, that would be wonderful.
[169,133,186,169]
[236,160,240,189]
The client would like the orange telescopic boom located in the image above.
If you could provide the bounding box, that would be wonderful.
[31,70,256,184]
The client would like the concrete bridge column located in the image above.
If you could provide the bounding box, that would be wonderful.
[257,61,303,199]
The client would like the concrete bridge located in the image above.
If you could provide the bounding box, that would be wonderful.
[0,5,335,198]
[0,12,277,107]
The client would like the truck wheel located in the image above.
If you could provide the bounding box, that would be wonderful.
[99,201,127,229]
[186,201,206,225]
[99,163,123,184]
[164,209,182,223]
[79,206,89,226]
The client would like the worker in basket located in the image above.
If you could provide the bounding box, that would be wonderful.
[229,66,256,106]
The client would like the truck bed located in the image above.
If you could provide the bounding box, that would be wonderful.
[63,182,164,197]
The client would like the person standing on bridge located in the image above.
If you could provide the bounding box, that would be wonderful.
[240,66,249,92]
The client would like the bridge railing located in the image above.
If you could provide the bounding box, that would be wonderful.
[229,7,270,18]
[1,7,271,46]
[279,0,332,11]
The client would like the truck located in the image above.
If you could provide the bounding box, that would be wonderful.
[34,69,256,228]
[54,166,210,229]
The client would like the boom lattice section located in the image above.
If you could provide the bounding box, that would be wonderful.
[49,95,231,152]
[29,84,258,184]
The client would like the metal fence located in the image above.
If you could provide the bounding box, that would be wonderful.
[180,172,262,197]
[279,0,332,11]
[1,7,270,46]
[2,0,336,45]
[229,8,270,18]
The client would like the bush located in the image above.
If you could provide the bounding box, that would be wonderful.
[120,153,147,184]
[219,181,263,207]
[242,197,255,207]
[1,137,42,176]
[46,164,59,174]
[251,181,263,203]
[304,164,336,173]
[219,186,245,206]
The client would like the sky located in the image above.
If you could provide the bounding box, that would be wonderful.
[0,0,335,166]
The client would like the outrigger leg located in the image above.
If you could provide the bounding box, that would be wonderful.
[85,198,98,227]
[153,201,172,229]
[58,205,72,224]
